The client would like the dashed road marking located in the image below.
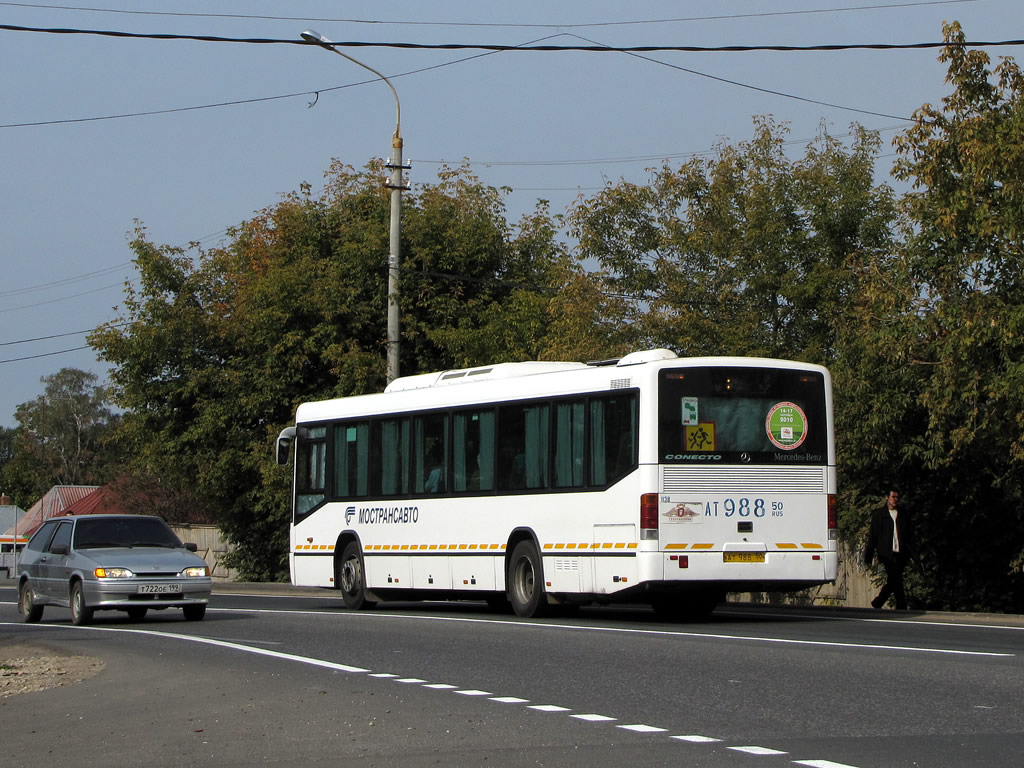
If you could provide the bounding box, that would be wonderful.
[730,745,788,755]
[3,621,866,767]
[619,724,668,733]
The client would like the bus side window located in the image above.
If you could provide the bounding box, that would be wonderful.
[590,393,638,486]
[334,422,369,499]
[454,409,495,492]
[415,413,449,494]
[372,417,410,496]
[553,400,585,488]
[497,403,549,491]
[296,426,327,516]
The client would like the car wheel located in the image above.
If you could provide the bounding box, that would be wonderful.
[70,581,94,626]
[182,604,206,621]
[19,581,44,623]
[126,607,148,622]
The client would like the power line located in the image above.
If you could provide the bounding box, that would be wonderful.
[0,33,522,128]
[0,262,130,298]
[0,21,961,130]
[0,282,124,313]
[0,345,92,364]
[0,322,128,347]
[0,1,980,28]
[565,32,916,121]
[3,23,1021,52]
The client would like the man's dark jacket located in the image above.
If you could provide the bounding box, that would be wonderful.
[863,504,915,565]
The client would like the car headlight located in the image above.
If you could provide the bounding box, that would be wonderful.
[95,567,134,578]
[181,566,209,578]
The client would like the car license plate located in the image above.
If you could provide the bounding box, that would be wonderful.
[723,552,765,563]
[137,584,181,594]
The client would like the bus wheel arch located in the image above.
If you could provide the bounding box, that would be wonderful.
[505,533,549,618]
[335,535,376,611]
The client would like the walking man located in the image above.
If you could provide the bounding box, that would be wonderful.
[863,490,915,609]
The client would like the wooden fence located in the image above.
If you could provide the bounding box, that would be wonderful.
[169,524,238,582]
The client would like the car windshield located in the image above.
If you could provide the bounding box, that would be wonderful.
[74,517,183,549]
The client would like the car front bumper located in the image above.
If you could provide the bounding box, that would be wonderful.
[85,578,212,608]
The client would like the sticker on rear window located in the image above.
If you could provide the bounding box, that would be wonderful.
[765,402,807,450]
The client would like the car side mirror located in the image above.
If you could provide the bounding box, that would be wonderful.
[50,545,69,556]
[184,542,198,553]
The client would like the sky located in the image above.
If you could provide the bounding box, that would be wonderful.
[1,0,1021,428]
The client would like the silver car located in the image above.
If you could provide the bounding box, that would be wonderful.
[17,514,212,625]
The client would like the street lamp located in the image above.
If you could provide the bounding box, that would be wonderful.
[301,29,405,384]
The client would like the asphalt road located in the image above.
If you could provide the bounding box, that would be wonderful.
[2,582,1022,768]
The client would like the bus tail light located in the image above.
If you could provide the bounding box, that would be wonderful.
[827,494,838,540]
[641,493,659,540]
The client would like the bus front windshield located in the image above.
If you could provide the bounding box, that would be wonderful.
[658,367,827,465]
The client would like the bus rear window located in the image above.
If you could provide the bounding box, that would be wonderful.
[658,367,827,465]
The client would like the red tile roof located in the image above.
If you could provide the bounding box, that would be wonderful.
[2,485,100,537]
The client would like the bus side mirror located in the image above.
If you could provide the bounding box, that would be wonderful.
[276,427,296,465]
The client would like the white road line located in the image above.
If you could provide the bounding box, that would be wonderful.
[203,607,1015,658]
[0,621,865,768]
[619,723,668,733]
[729,746,788,755]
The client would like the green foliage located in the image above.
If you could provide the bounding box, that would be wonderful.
[70,26,1024,608]
[0,369,119,505]
[89,162,564,580]
[567,117,900,365]
[888,22,1024,609]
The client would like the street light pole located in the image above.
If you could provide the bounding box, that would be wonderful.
[301,29,405,384]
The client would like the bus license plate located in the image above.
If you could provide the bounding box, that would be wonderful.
[137,584,181,594]
[723,552,765,563]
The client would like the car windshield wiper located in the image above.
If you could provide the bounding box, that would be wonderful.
[130,541,179,548]
[77,541,122,548]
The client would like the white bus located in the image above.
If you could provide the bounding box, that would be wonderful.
[276,348,837,618]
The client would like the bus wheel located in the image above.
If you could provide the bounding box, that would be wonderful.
[507,541,548,618]
[338,541,376,610]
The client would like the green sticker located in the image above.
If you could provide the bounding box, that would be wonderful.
[765,402,807,450]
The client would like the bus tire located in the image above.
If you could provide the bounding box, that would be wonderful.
[507,541,548,618]
[338,541,376,611]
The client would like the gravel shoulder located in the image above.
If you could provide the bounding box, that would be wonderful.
[0,642,105,698]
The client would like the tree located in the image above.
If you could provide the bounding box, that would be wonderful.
[889,22,1024,609]
[90,162,564,579]
[2,369,118,503]
[566,117,900,365]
